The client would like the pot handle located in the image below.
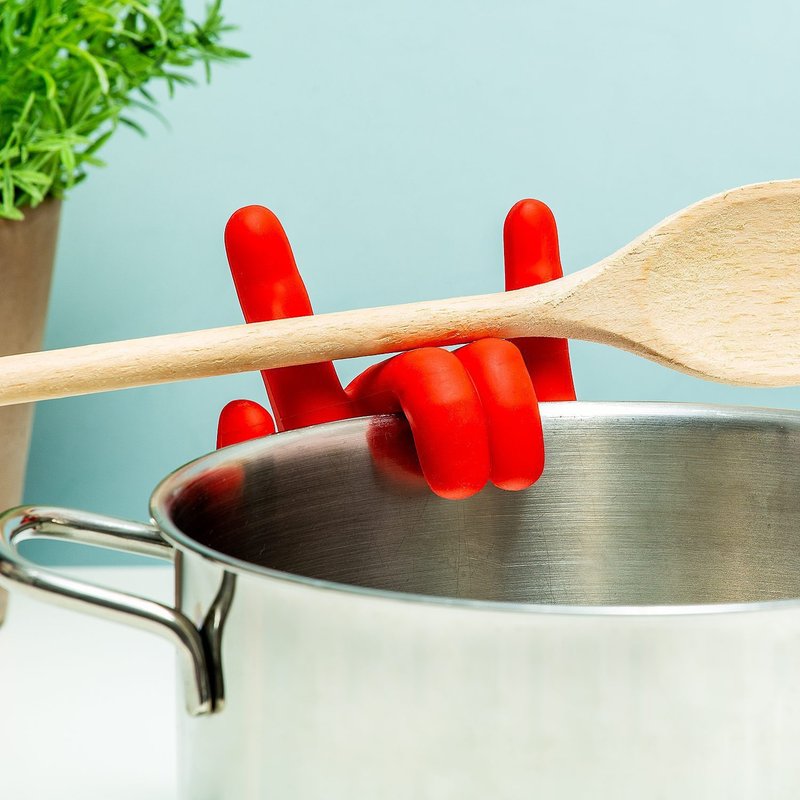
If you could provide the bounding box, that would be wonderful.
[0,505,214,716]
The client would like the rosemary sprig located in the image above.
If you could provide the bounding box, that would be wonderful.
[0,0,248,220]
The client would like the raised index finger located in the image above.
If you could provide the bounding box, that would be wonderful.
[224,206,352,430]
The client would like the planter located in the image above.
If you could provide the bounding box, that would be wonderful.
[0,200,61,621]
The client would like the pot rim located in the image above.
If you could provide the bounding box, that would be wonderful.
[150,401,800,618]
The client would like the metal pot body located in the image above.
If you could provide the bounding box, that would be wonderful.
[4,403,800,798]
[176,554,800,799]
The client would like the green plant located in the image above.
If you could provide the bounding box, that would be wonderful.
[0,0,247,219]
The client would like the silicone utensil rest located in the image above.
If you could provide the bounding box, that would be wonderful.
[215,199,575,499]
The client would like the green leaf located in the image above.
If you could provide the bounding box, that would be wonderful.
[2,165,19,217]
[119,116,147,136]
[59,145,76,175]
[11,169,50,187]
[83,127,115,155]
[129,1,169,45]
[28,62,56,100]
[0,0,249,220]
[81,154,106,167]
[60,43,111,94]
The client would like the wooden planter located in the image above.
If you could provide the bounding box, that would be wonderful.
[0,200,61,621]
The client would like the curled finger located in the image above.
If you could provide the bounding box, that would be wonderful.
[455,338,544,491]
[346,348,490,499]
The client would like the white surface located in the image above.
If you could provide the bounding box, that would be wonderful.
[0,566,177,800]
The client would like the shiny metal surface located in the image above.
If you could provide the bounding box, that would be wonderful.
[157,402,800,608]
[4,402,800,798]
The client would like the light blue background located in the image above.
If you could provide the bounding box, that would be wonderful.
[21,0,800,563]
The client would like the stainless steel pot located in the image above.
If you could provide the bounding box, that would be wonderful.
[3,402,800,799]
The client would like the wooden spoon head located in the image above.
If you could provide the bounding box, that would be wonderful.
[604,180,800,387]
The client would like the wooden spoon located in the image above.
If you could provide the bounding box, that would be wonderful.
[0,179,798,408]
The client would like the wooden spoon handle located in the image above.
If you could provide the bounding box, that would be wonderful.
[0,286,567,407]
[3,179,798,406]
